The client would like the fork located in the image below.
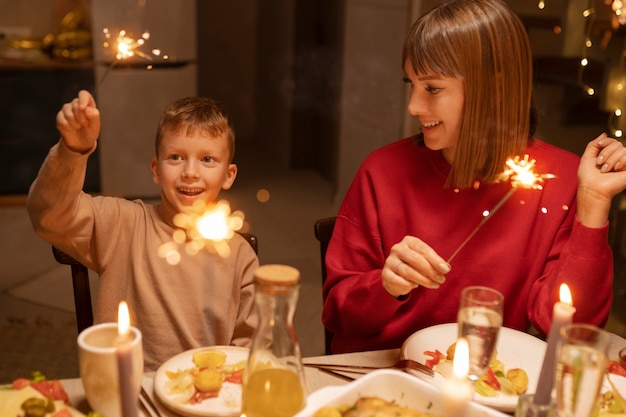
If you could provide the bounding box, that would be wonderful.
[303,358,434,377]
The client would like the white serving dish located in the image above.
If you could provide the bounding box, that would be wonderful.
[400,323,547,413]
[295,369,509,417]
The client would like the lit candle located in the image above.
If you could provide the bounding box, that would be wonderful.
[116,301,138,417]
[533,283,576,405]
[442,337,473,417]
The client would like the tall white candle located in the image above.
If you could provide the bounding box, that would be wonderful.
[116,301,138,417]
[442,337,473,417]
[534,284,575,406]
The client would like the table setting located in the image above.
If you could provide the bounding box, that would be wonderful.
[2,283,626,417]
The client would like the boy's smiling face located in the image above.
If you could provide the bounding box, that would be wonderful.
[151,127,236,221]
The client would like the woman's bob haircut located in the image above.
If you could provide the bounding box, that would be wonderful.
[403,0,537,188]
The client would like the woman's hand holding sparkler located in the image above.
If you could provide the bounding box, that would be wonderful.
[381,236,450,298]
[56,90,100,154]
[577,133,626,228]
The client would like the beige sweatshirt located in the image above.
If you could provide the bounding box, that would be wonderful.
[27,142,258,370]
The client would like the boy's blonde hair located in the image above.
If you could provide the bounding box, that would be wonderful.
[155,97,236,162]
[403,0,536,188]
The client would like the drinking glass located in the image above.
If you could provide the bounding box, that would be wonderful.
[457,285,504,381]
[77,323,143,417]
[555,323,609,417]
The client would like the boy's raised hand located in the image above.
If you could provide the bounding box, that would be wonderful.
[56,90,101,153]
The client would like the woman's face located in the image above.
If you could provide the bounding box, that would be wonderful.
[404,63,464,163]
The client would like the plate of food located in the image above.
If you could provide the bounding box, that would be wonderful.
[400,323,546,413]
[294,368,509,417]
[154,346,249,417]
[0,374,86,417]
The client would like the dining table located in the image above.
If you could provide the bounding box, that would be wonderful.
[44,331,626,416]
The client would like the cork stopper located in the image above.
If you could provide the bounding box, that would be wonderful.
[254,264,300,287]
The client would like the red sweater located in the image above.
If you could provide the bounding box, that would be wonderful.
[322,137,613,353]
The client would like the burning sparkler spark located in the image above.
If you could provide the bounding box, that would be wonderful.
[95,28,167,95]
[446,155,555,263]
[158,200,246,264]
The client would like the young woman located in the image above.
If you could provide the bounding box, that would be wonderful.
[322,0,626,354]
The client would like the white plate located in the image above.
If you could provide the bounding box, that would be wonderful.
[154,346,249,417]
[400,323,546,413]
[294,368,509,417]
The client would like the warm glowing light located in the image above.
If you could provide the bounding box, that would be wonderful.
[559,284,573,305]
[585,39,593,48]
[617,130,623,138]
[158,200,246,262]
[453,337,470,378]
[587,87,595,96]
[582,8,594,18]
[256,189,271,203]
[448,155,555,263]
[498,154,556,190]
[538,1,545,9]
[616,108,623,116]
[118,301,131,337]
[581,58,589,66]
[103,28,154,60]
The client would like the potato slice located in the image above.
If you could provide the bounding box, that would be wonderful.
[193,350,227,369]
[195,369,223,393]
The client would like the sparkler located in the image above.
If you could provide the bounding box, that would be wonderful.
[446,155,555,263]
[94,28,166,95]
[158,200,246,264]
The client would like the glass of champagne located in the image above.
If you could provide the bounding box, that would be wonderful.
[555,323,610,417]
[457,285,504,381]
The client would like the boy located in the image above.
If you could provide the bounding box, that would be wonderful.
[27,90,258,370]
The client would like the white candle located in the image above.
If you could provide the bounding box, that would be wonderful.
[116,301,138,417]
[534,284,576,405]
[442,337,473,417]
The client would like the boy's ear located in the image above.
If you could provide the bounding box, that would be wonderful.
[221,163,238,190]
[151,157,161,185]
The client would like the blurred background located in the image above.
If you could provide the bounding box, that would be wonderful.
[1,0,625,381]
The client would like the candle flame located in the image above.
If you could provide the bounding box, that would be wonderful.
[453,337,470,378]
[118,301,131,337]
[498,154,555,190]
[559,283,573,305]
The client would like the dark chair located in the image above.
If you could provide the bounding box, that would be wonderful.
[53,231,259,334]
[314,216,337,354]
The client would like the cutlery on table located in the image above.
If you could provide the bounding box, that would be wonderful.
[303,359,434,377]
[139,386,163,417]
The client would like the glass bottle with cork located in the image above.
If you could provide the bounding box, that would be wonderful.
[241,264,306,417]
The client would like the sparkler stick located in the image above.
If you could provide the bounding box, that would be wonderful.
[446,155,555,263]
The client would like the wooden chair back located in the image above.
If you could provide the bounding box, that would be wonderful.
[313,216,337,354]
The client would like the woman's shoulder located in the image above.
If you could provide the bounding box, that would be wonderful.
[528,138,580,163]
[362,136,429,165]
[526,138,580,184]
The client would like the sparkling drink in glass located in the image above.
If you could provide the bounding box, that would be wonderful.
[555,323,609,417]
[457,285,504,381]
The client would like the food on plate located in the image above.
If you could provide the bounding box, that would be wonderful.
[313,397,437,417]
[608,360,626,378]
[0,372,87,417]
[424,344,529,397]
[164,348,246,404]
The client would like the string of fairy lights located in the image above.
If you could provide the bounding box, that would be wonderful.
[538,0,626,137]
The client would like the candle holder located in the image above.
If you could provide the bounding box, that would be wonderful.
[77,323,143,417]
